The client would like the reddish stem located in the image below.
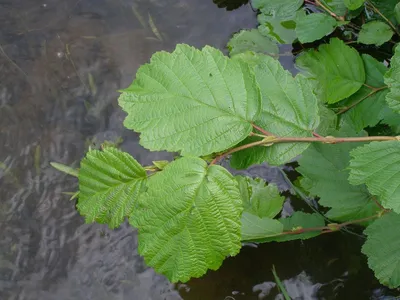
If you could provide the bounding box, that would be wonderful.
[251,123,273,136]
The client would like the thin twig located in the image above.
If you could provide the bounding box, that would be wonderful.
[366,1,400,36]
[315,0,345,21]
[251,123,273,136]
[0,44,28,77]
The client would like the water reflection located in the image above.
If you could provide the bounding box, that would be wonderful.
[0,0,398,299]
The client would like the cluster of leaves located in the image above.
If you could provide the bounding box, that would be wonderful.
[55,0,400,289]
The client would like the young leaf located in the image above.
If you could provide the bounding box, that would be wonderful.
[295,12,337,43]
[349,141,400,213]
[50,162,79,177]
[357,21,393,46]
[257,13,297,44]
[131,157,243,283]
[236,176,285,218]
[241,212,284,241]
[344,0,365,10]
[119,44,261,156]
[227,29,279,57]
[252,0,303,17]
[231,56,320,168]
[297,125,380,223]
[78,147,147,229]
[341,54,390,132]
[384,44,400,114]
[296,38,365,104]
[362,213,400,288]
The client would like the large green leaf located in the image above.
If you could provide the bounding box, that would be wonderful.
[241,212,284,241]
[119,44,261,156]
[236,176,284,218]
[357,21,393,46]
[78,147,147,229]
[349,141,400,213]
[341,54,390,132]
[297,125,380,223]
[296,38,365,104]
[252,0,303,17]
[230,56,320,168]
[295,12,337,43]
[344,0,365,10]
[384,44,400,114]
[257,13,298,44]
[131,157,243,282]
[227,29,279,57]
[362,213,400,288]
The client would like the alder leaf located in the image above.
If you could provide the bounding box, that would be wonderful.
[344,0,365,10]
[227,29,279,57]
[241,212,284,241]
[296,38,365,104]
[396,3,400,24]
[384,44,400,114]
[295,12,337,43]
[230,55,320,168]
[119,44,261,156]
[349,141,400,213]
[257,13,298,44]
[368,0,399,25]
[252,0,304,17]
[341,54,390,132]
[362,213,400,288]
[236,176,285,218]
[78,147,147,229]
[357,21,393,46]
[320,0,347,16]
[131,157,243,283]
[297,125,380,223]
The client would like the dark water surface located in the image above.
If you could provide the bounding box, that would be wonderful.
[0,1,398,299]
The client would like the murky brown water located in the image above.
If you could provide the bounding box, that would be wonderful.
[0,1,398,299]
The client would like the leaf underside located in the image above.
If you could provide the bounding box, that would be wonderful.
[78,147,147,229]
[119,44,261,156]
[228,29,279,57]
[385,44,400,114]
[131,157,243,283]
[349,141,400,213]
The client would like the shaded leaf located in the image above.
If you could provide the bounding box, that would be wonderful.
[296,38,365,103]
[231,56,320,168]
[241,212,284,241]
[297,125,380,223]
[236,176,285,218]
[257,13,298,44]
[362,213,400,288]
[349,141,400,213]
[252,0,304,17]
[344,0,365,10]
[341,54,390,131]
[368,0,399,25]
[384,44,400,114]
[320,0,347,16]
[357,21,393,46]
[396,3,400,24]
[213,0,249,10]
[228,29,279,57]
[131,157,242,282]
[295,12,337,43]
[119,44,261,156]
[78,148,147,229]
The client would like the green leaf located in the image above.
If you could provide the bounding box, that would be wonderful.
[77,148,147,229]
[257,13,298,44]
[315,104,338,135]
[119,44,261,156]
[344,0,365,10]
[349,141,400,213]
[252,0,304,17]
[341,54,390,132]
[357,21,393,46]
[362,213,400,288]
[396,3,400,24]
[227,29,279,57]
[236,176,285,218]
[296,38,365,104]
[131,157,243,282]
[384,44,400,114]
[241,212,284,241]
[295,12,337,43]
[297,125,380,223]
[368,0,399,25]
[50,162,79,177]
[320,0,347,16]
[230,56,320,168]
